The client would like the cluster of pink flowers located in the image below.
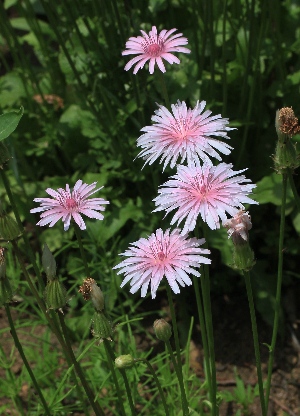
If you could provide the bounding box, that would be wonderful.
[31,25,257,299]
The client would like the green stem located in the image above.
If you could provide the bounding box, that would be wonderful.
[157,71,170,109]
[73,224,90,276]
[243,270,266,416]
[165,284,189,416]
[102,340,127,416]
[192,276,213,402]
[135,358,169,416]
[58,313,105,416]
[287,168,300,214]
[200,226,217,415]
[265,173,287,411]
[4,304,52,416]
[0,169,45,291]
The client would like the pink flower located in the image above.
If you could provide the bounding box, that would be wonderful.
[122,26,190,74]
[113,228,210,299]
[153,163,258,233]
[136,100,234,169]
[223,210,252,242]
[30,180,109,231]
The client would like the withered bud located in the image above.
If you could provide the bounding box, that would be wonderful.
[44,279,67,310]
[79,277,105,311]
[276,107,300,138]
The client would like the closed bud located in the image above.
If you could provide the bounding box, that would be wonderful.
[42,244,56,280]
[153,319,172,342]
[0,215,21,241]
[115,354,135,369]
[44,279,67,310]
[232,242,255,272]
[92,311,113,341]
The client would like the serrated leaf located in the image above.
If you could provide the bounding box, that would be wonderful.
[0,107,24,141]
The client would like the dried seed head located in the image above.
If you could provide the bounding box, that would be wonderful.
[79,277,105,311]
[276,107,300,137]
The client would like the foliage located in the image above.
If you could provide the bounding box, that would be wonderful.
[0,0,300,414]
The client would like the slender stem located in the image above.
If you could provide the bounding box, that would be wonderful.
[0,169,44,290]
[200,226,217,415]
[157,71,170,109]
[243,270,266,416]
[102,340,127,416]
[11,241,101,415]
[4,304,52,416]
[287,169,300,213]
[165,283,189,416]
[58,313,105,416]
[265,173,287,411]
[118,368,136,416]
[135,358,169,416]
[192,276,213,401]
[73,224,90,276]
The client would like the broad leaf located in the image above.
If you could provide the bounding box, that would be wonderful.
[0,107,24,141]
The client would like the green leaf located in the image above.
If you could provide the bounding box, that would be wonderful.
[0,107,24,141]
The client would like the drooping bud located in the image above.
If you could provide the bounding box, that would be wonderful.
[42,244,56,280]
[153,319,172,342]
[92,311,113,341]
[115,354,135,369]
[78,277,105,311]
[44,279,67,310]
[0,215,21,241]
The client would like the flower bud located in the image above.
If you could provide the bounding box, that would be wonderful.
[153,319,172,342]
[42,244,56,280]
[0,215,21,240]
[79,278,105,311]
[92,311,113,341]
[115,354,135,369]
[232,242,255,272]
[44,279,67,310]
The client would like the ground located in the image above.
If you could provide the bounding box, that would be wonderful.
[0,290,299,415]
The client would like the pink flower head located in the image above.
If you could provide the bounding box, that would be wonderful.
[113,228,211,299]
[153,163,258,233]
[122,26,190,74]
[30,180,109,231]
[223,210,252,242]
[136,100,234,170]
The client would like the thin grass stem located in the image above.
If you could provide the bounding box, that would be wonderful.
[243,270,266,416]
[4,304,52,416]
[165,283,189,416]
[135,358,169,416]
[265,173,288,411]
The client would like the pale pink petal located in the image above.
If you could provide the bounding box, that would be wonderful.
[122,26,190,74]
[153,163,258,232]
[30,180,109,231]
[114,228,211,299]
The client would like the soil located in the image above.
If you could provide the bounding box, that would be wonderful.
[0,291,299,416]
